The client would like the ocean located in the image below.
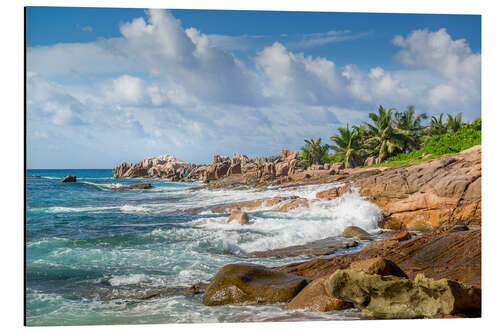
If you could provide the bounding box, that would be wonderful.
[25,169,383,326]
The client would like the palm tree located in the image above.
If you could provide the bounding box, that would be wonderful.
[394,106,428,152]
[428,114,447,136]
[364,105,406,161]
[300,137,330,166]
[446,112,463,134]
[330,125,365,168]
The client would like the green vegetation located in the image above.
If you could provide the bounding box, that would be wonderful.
[299,106,481,169]
[299,137,330,167]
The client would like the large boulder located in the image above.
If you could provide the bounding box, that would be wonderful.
[288,277,353,312]
[341,226,373,241]
[325,269,481,318]
[227,210,249,225]
[202,264,310,306]
[354,145,481,230]
[61,175,77,183]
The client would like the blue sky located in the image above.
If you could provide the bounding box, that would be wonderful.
[26,7,481,168]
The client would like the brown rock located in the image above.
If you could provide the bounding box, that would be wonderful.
[275,230,481,288]
[61,175,77,183]
[316,183,352,200]
[341,226,373,241]
[348,258,408,278]
[227,210,249,225]
[393,231,411,242]
[275,198,309,212]
[354,145,481,230]
[110,183,153,190]
[211,196,301,214]
[288,277,353,312]
[202,263,310,306]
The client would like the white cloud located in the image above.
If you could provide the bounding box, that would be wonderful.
[25,10,481,168]
[290,30,372,48]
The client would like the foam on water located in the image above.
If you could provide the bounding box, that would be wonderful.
[27,174,378,326]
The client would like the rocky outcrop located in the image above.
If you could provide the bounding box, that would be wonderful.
[353,146,481,230]
[61,175,77,183]
[348,258,408,278]
[275,229,481,288]
[202,263,310,306]
[112,155,196,180]
[341,226,373,241]
[287,277,353,312]
[315,183,353,200]
[110,183,153,190]
[325,269,481,318]
[240,238,358,259]
[211,196,308,214]
[227,211,249,225]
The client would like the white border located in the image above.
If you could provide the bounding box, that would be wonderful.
[2,0,499,332]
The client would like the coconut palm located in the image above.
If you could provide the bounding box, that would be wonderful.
[330,125,365,168]
[428,113,447,136]
[446,112,463,134]
[364,105,406,161]
[300,137,330,166]
[394,106,428,152]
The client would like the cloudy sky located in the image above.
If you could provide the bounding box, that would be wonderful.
[26,7,481,168]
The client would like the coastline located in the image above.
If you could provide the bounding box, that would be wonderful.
[104,145,481,319]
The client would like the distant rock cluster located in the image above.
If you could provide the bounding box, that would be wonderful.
[111,149,343,183]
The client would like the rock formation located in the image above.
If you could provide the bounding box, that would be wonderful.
[326,269,481,318]
[202,263,310,306]
[61,175,77,183]
[112,155,196,180]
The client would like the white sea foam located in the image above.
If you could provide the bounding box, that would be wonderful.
[193,188,382,253]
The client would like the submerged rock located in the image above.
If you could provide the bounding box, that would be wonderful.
[241,237,358,259]
[341,226,373,241]
[110,183,153,190]
[227,210,249,225]
[61,175,77,183]
[325,269,481,318]
[203,263,310,306]
[26,175,41,178]
[288,277,353,312]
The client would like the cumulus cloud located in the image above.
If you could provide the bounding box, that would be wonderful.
[25,9,481,168]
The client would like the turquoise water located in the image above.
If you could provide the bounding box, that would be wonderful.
[26,170,382,326]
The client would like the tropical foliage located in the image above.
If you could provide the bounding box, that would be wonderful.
[299,104,481,169]
[299,137,330,166]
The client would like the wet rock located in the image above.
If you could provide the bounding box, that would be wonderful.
[325,269,481,318]
[26,175,41,178]
[110,183,153,190]
[211,196,301,214]
[341,226,373,241]
[61,175,77,183]
[348,258,408,278]
[275,230,481,288]
[316,183,353,200]
[227,210,249,225]
[202,263,310,306]
[241,238,358,259]
[392,231,411,242]
[288,277,353,312]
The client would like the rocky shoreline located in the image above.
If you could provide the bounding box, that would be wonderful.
[111,145,481,319]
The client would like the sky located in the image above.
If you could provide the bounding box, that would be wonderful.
[26,7,481,168]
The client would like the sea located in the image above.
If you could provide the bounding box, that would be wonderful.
[25,169,383,326]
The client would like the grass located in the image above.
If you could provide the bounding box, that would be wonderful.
[364,126,481,169]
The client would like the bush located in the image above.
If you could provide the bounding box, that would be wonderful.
[386,125,481,163]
